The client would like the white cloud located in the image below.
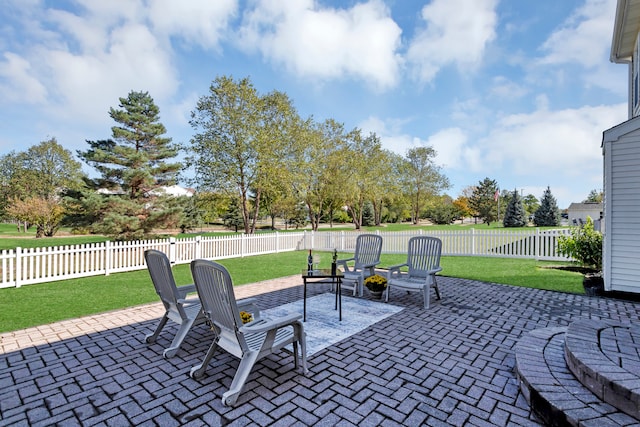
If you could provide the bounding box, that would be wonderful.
[489,76,529,100]
[43,23,178,122]
[471,103,627,178]
[539,0,615,68]
[148,0,237,50]
[406,0,498,83]
[0,52,47,103]
[536,0,622,95]
[237,0,403,89]
[424,128,468,169]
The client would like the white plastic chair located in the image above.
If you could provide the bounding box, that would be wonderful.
[189,259,308,406]
[336,234,383,296]
[385,236,442,309]
[144,249,206,358]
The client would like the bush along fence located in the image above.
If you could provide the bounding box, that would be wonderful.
[0,228,571,288]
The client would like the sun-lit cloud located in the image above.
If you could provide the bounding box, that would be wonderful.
[536,0,622,95]
[471,103,627,177]
[406,0,498,83]
[0,52,48,103]
[237,0,403,90]
[539,0,615,68]
[148,0,237,50]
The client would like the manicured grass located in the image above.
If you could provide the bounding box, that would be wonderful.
[0,250,583,333]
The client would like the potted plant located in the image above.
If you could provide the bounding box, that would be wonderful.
[364,274,387,298]
[558,216,603,296]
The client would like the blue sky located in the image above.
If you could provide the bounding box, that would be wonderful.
[0,0,629,209]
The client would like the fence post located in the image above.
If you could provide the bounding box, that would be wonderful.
[275,231,280,253]
[105,241,111,276]
[15,247,22,288]
[169,237,177,263]
[195,235,201,259]
[241,233,246,257]
[535,228,541,261]
[471,229,476,256]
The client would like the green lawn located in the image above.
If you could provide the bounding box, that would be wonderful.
[0,250,583,333]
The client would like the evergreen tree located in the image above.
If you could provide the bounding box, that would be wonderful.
[533,186,560,226]
[503,189,527,227]
[223,199,244,232]
[361,201,374,226]
[76,91,182,240]
[469,177,499,225]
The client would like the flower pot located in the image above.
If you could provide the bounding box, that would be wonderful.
[583,273,604,297]
[368,290,383,299]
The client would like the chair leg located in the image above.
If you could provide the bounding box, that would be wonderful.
[424,286,430,309]
[433,276,441,300]
[222,352,260,406]
[145,314,168,344]
[294,323,308,374]
[163,316,198,358]
[292,341,299,369]
[190,339,220,380]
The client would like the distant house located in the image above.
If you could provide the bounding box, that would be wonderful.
[603,0,640,293]
[566,202,602,227]
[97,185,195,197]
[148,185,195,197]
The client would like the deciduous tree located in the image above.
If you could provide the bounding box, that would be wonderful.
[402,146,450,225]
[189,76,298,234]
[1,138,84,233]
[7,196,65,237]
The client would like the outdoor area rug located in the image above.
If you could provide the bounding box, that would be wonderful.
[262,293,404,356]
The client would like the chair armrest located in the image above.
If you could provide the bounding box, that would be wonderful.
[176,283,197,298]
[336,258,355,271]
[176,296,200,306]
[336,258,356,266]
[238,298,261,321]
[240,313,302,333]
[387,263,408,279]
[360,261,380,268]
[428,267,443,274]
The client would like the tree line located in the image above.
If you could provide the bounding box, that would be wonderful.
[0,75,576,239]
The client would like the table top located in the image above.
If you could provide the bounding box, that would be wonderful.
[301,268,343,278]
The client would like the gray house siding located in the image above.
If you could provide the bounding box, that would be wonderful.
[603,116,640,293]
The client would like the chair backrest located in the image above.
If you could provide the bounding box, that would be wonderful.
[407,236,442,278]
[354,234,383,268]
[190,259,246,351]
[144,249,180,309]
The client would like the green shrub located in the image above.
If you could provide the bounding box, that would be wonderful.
[557,216,602,270]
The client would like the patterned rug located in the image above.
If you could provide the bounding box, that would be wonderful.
[263,293,404,356]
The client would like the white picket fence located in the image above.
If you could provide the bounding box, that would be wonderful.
[0,228,572,288]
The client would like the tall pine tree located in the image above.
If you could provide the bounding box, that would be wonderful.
[469,177,499,225]
[533,186,560,226]
[76,91,182,240]
[503,189,527,227]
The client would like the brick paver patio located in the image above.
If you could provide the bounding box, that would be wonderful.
[1,276,639,426]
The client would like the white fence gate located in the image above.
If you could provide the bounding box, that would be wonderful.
[0,228,571,289]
